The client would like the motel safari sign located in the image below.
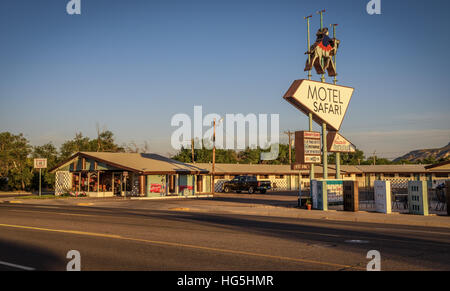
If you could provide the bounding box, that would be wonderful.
[283,79,354,131]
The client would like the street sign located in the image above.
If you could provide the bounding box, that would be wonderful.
[34,158,47,169]
[294,131,322,166]
[327,132,356,153]
[34,158,47,197]
[283,79,354,131]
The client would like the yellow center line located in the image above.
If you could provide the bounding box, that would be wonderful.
[0,222,364,270]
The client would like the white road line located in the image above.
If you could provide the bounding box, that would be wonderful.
[0,260,35,271]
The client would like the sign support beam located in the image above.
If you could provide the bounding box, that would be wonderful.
[331,23,340,179]
[322,123,328,179]
[304,14,315,200]
[317,9,328,180]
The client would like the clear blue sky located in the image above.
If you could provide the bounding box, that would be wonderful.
[1,0,449,158]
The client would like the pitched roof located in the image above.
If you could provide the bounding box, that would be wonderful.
[51,152,208,174]
[425,160,450,171]
[354,164,430,173]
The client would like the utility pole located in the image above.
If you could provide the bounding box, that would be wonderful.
[284,131,295,166]
[373,151,376,165]
[191,138,195,163]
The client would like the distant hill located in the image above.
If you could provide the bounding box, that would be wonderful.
[393,142,450,163]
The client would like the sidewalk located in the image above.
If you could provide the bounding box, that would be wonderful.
[1,194,449,229]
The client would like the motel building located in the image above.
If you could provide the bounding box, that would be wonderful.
[50,152,210,197]
[51,152,450,198]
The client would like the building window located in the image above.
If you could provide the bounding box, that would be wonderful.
[259,175,269,179]
[356,174,363,177]
[215,175,225,179]
[384,174,395,178]
[275,175,285,179]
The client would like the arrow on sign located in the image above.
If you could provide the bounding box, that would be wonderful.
[283,79,354,131]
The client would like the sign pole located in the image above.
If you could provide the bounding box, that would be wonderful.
[317,9,328,179]
[39,168,42,197]
[305,14,315,184]
[34,159,47,197]
[331,23,341,179]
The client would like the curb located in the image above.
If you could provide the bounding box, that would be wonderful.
[131,195,213,200]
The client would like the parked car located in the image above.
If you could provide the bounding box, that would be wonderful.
[222,175,271,194]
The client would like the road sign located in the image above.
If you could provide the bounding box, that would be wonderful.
[327,132,356,153]
[34,158,47,169]
[283,79,354,131]
[294,131,322,166]
[34,158,47,197]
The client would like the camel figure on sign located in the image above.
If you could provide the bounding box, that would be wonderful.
[304,27,340,77]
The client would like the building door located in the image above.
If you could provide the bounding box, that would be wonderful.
[113,173,122,196]
[168,175,176,193]
[196,175,203,193]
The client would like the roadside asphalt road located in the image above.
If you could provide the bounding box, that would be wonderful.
[0,196,449,271]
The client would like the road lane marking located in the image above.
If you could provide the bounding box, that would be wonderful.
[0,223,122,239]
[0,260,35,271]
[0,223,364,270]
[3,209,448,247]
[77,203,94,206]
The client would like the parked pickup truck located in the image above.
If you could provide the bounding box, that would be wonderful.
[222,175,271,194]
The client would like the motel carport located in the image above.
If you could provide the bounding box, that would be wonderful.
[50,152,210,198]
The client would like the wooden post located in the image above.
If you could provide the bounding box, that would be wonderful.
[139,175,145,196]
[112,172,115,195]
[97,171,100,194]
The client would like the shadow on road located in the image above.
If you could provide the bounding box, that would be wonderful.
[0,238,65,271]
[104,208,450,270]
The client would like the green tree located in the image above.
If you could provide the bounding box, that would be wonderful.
[0,132,32,190]
[59,131,124,160]
[59,133,93,160]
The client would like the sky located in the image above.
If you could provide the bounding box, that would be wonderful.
[1,0,449,159]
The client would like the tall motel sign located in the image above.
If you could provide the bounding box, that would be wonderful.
[283,9,356,206]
